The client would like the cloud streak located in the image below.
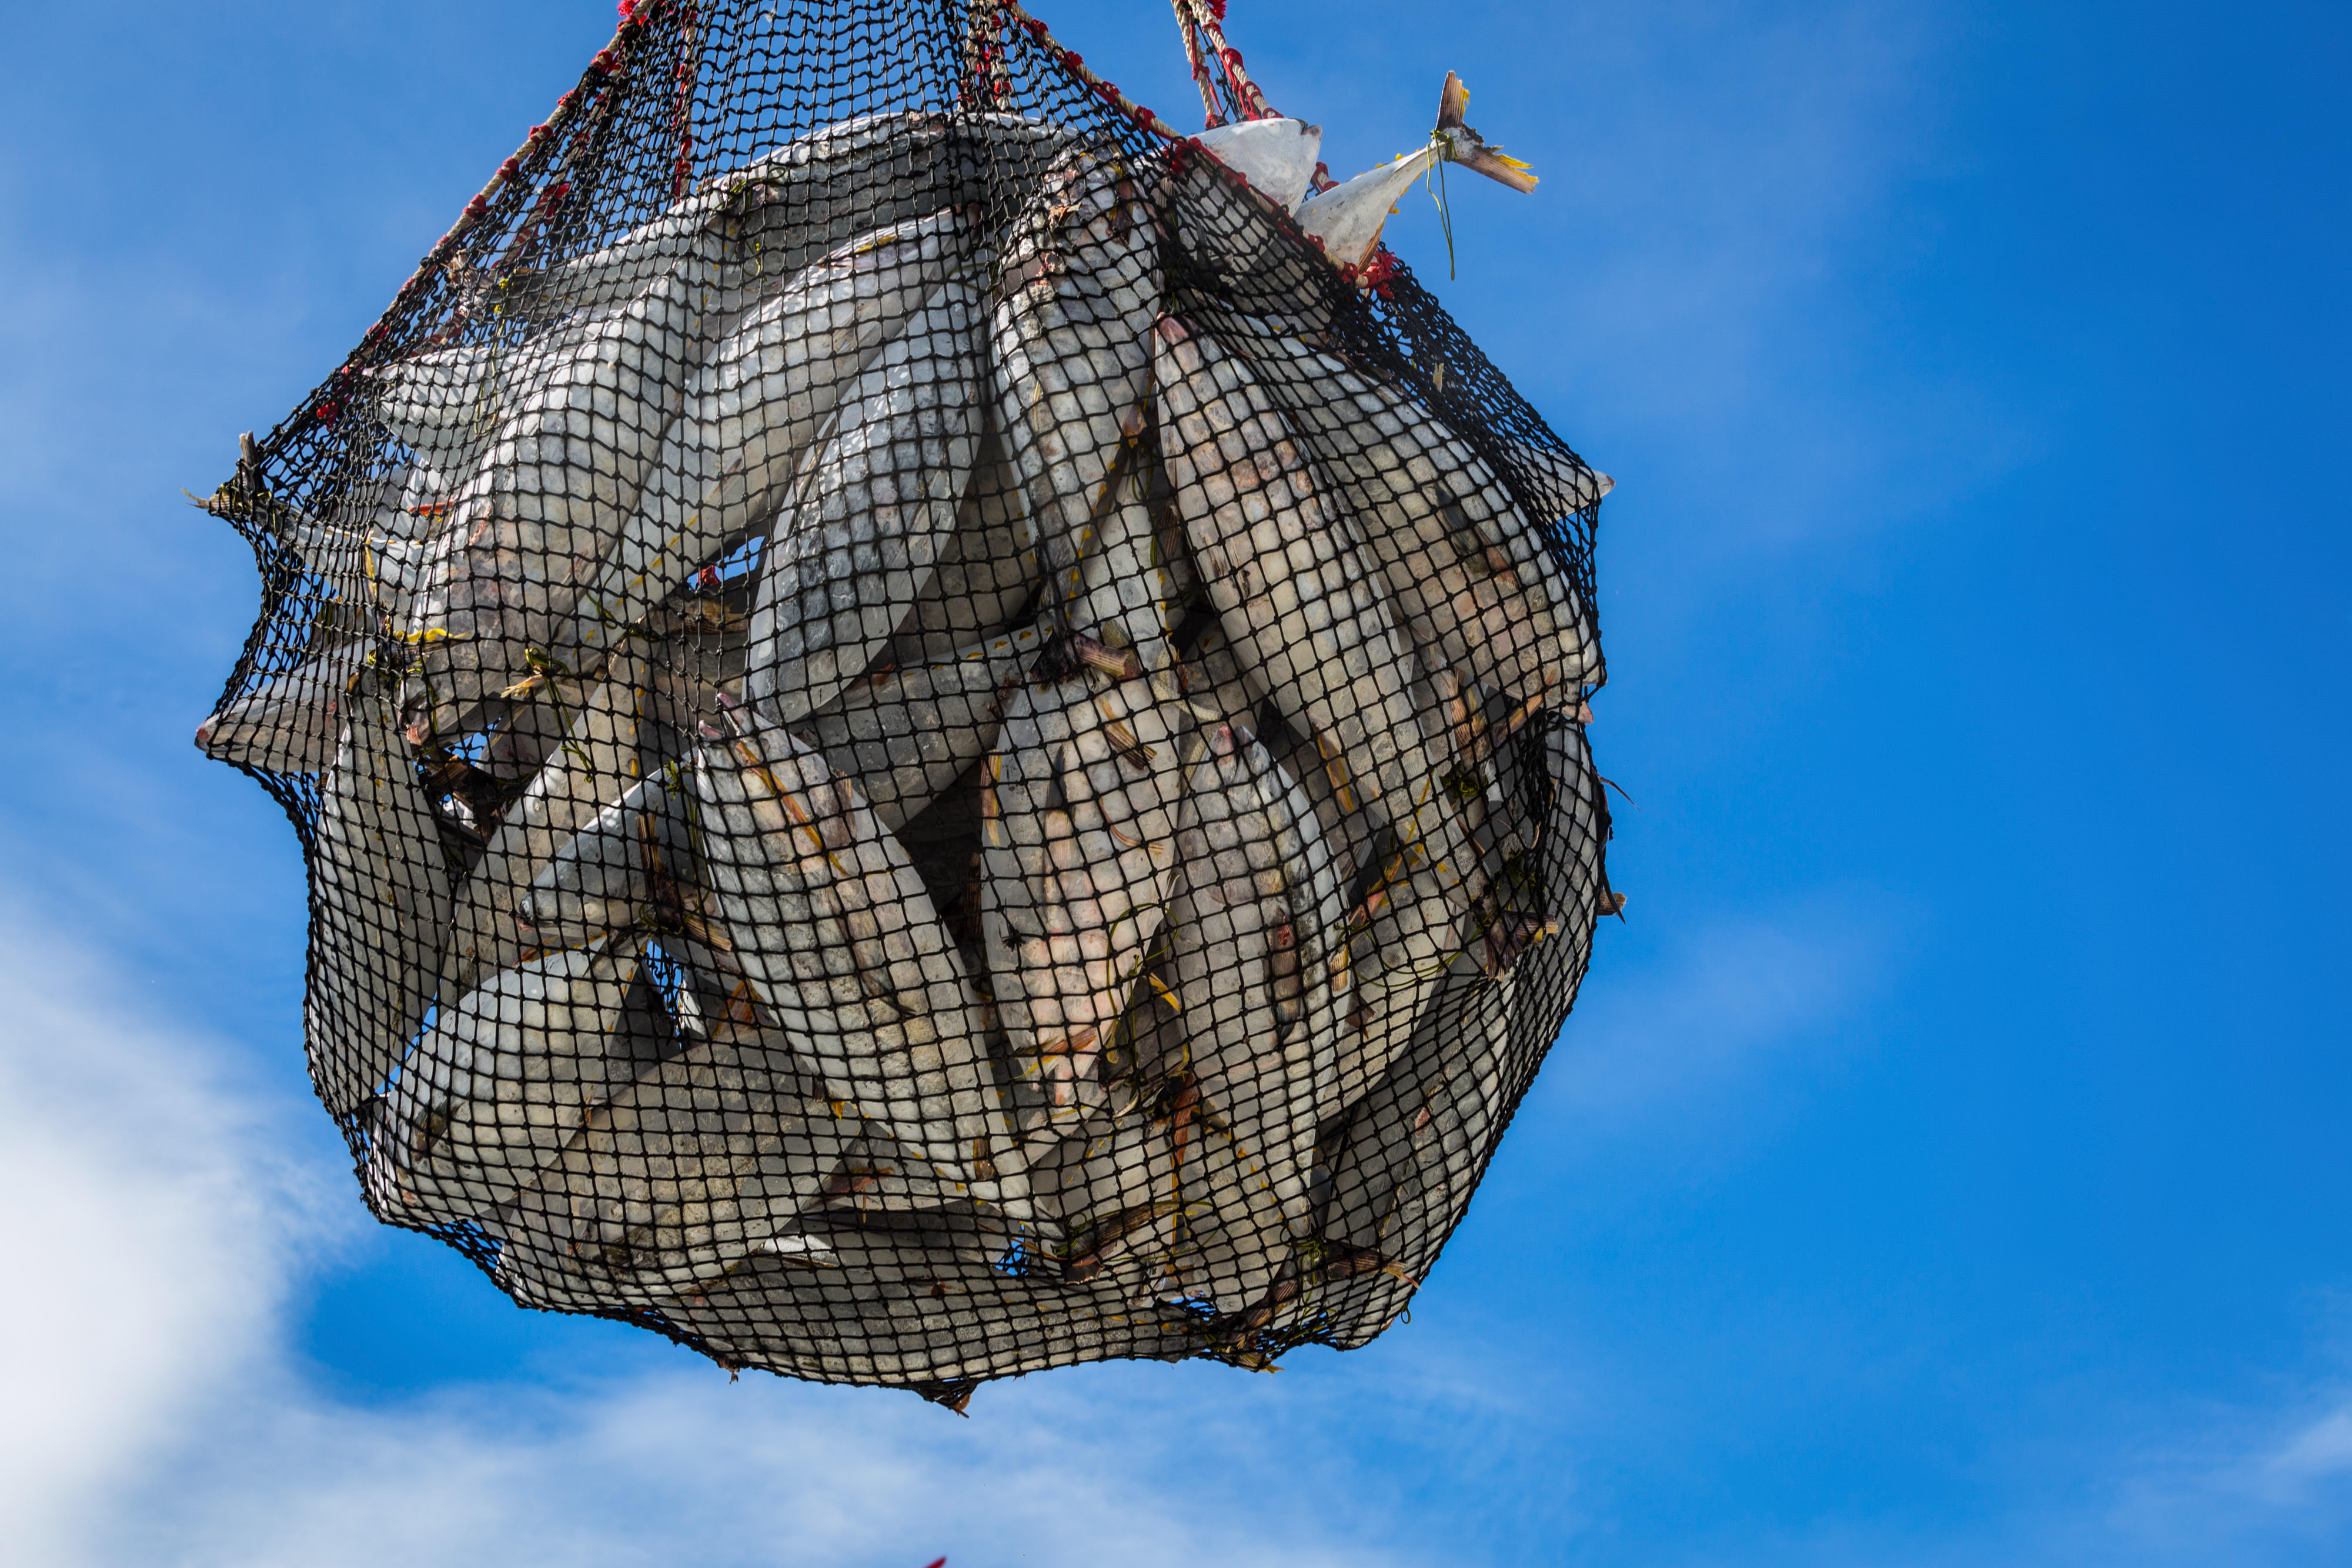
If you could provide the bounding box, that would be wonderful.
[1538,893,1899,1128]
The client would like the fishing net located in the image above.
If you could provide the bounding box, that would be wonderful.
[196,0,1615,1405]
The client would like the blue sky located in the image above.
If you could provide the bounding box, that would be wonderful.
[1,1,2345,1563]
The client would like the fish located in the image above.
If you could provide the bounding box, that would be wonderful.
[741,276,987,723]
[988,143,1164,638]
[790,623,1046,831]
[366,934,667,1227]
[394,268,700,744]
[563,212,983,685]
[882,426,1041,667]
[517,764,697,946]
[437,656,649,1000]
[1228,321,1603,704]
[1332,854,1472,1115]
[1319,718,1608,1333]
[1505,440,1613,513]
[526,111,1070,317]
[305,686,455,1116]
[1152,315,1472,902]
[195,637,367,774]
[487,1020,866,1310]
[648,1213,1211,1386]
[1316,958,1518,1345]
[275,461,463,625]
[1148,721,1348,1316]
[1026,1076,1185,1289]
[982,666,1197,1131]
[1295,72,1536,272]
[1528,713,1609,984]
[1188,117,1324,213]
[690,710,1026,1209]
[1163,119,1332,313]
[368,326,610,482]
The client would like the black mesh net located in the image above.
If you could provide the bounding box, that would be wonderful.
[196,0,1613,1405]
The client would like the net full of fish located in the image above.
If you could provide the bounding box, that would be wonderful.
[192,0,1616,1402]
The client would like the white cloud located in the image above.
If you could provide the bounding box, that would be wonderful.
[0,922,338,1568]
[2269,1405,2352,1485]
[1541,895,1897,1125]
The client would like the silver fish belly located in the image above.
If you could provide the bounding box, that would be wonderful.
[691,711,1024,1207]
[983,667,1195,1131]
[1238,325,1602,703]
[489,1021,862,1310]
[988,145,1164,612]
[396,270,699,743]
[791,623,1045,831]
[565,213,982,681]
[368,934,665,1226]
[438,657,650,1000]
[1152,315,1469,897]
[306,686,455,1117]
[196,638,366,774]
[742,276,987,723]
[1152,721,1347,1316]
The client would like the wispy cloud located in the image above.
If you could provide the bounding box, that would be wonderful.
[1540,892,1899,1127]
[0,921,339,1567]
[2096,1379,2352,1564]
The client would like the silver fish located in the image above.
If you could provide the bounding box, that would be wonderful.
[438,656,649,999]
[395,270,699,743]
[652,1215,1210,1387]
[517,764,696,945]
[983,668,1196,1130]
[741,277,987,723]
[988,145,1164,624]
[1151,721,1348,1315]
[488,1022,865,1310]
[277,462,461,625]
[1232,323,1602,702]
[366,934,665,1226]
[1317,959,1517,1346]
[691,711,1025,1208]
[792,623,1045,831]
[195,638,366,774]
[305,686,454,1116]
[1152,315,1471,898]
[564,213,982,682]
[883,426,1041,666]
